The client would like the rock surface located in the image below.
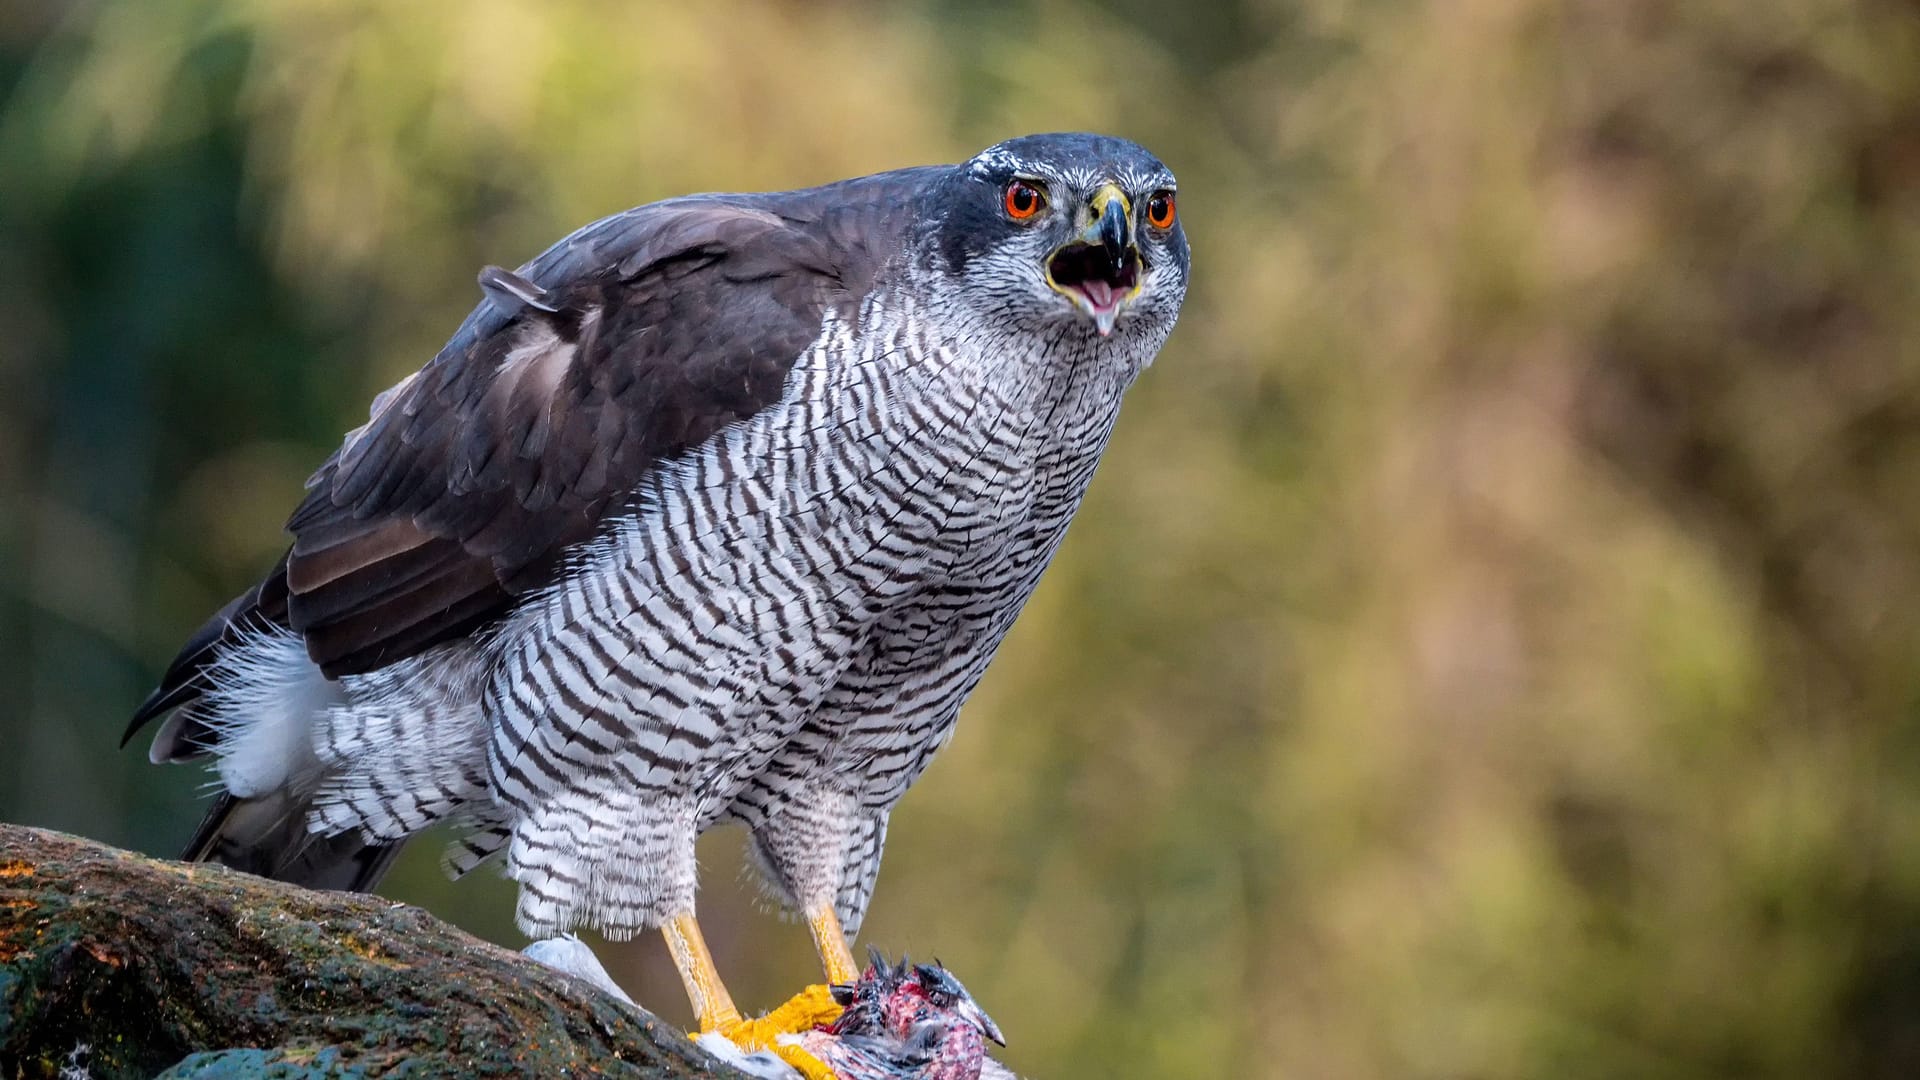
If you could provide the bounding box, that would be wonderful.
[0,824,740,1079]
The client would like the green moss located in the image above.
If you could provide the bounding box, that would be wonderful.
[0,826,736,1080]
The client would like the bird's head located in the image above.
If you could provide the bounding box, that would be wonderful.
[907,959,1004,1048]
[923,132,1189,344]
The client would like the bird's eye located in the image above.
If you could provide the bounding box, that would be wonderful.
[1147,190,1177,230]
[1003,180,1047,221]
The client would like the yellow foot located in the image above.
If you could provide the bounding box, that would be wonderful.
[768,1040,838,1080]
[702,984,844,1079]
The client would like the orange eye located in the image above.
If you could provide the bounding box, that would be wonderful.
[1147,190,1177,229]
[1004,180,1046,220]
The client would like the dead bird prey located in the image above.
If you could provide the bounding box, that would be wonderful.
[791,950,1004,1080]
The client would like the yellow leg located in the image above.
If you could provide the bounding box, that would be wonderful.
[661,914,741,1032]
[663,912,842,1079]
[806,902,861,986]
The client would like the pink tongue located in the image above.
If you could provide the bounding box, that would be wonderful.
[1082,279,1114,308]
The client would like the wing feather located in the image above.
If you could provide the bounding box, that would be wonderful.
[282,202,845,676]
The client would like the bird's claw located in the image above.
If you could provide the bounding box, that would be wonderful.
[768,1038,839,1080]
[695,1031,829,1080]
[699,984,845,1079]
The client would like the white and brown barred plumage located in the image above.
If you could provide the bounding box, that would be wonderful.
[128,133,1189,948]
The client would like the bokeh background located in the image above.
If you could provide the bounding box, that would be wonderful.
[5,1,1920,1076]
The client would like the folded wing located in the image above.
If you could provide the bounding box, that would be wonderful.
[130,193,884,755]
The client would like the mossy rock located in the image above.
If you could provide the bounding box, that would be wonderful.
[0,825,738,1079]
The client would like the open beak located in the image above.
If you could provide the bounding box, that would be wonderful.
[1046,182,1141,336]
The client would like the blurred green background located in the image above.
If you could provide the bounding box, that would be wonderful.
[5,1,1920,1076]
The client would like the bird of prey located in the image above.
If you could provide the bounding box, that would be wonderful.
[125,132,1189,1062]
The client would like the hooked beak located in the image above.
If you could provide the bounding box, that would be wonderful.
[1046,182,1142,337]
[1089,185,1130,268]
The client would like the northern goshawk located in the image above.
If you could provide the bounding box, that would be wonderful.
[127,132,1188,1061]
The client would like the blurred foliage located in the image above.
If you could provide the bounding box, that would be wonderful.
[4,0,1920,1076]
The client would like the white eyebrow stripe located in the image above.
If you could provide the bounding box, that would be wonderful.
[969,146,1024,176]
[964,145,1175,193]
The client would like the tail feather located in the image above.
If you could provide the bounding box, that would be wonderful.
[185,790,406,893]
[137,558,429,895]
[125,556,293,760]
